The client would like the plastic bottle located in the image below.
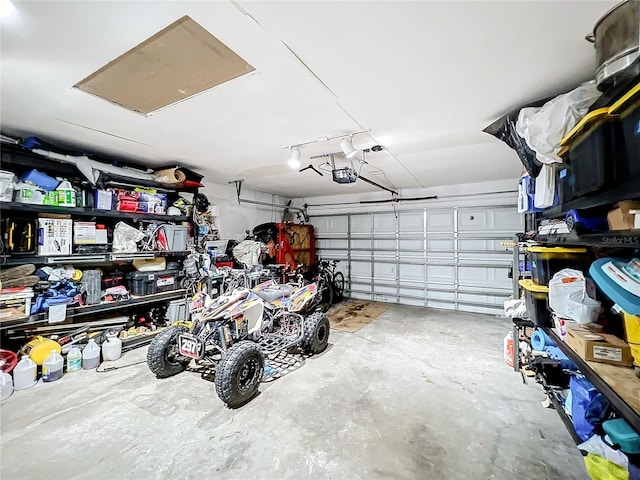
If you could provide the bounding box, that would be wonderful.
[0,371,13,400]
[13,355,37,390]
[66,346,82,373]
[101,331,122,362]
[42,350,64,382]
[82,339,100,370]
[504,332,514,368]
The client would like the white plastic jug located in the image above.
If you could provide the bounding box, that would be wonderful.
[42,350,64,382]
[82,339,100,370]
[0,371,13,400]
[14,355,37,390]
[66,346,82,373]
[101,332,122,362]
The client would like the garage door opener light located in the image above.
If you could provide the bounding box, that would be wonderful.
[284,129,370,169]
[288,147,301,169]
[340,136,357,159]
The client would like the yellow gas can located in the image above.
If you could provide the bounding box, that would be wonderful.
[21,336,61,366]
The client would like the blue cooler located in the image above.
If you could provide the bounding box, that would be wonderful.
[602,418,640,454]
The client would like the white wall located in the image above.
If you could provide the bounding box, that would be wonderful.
[201,182,291,241]
[292,179,517,216]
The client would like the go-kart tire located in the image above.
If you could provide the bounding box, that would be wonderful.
[301,311,330,354]
[147,326,191,378]
[215,341,264,408]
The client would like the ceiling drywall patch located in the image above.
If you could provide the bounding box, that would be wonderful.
[74,15,255,115]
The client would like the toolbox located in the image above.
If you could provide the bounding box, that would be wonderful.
[127,268,181,296]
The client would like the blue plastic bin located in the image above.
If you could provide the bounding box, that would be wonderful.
[21,169,60,191]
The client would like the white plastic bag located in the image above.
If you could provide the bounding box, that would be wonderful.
[578,435,629,470]
[549,269,602,324]
[113,222,144,253]
[516,81,600,165]
[232,240,265,268]
[504,298,527,318]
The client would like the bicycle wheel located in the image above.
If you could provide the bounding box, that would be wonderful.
[332,272,345,302]
[316,274,333,312]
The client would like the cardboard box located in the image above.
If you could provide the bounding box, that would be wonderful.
[94,190,113,210]
[608,200,640,231]
[565,326,633,367]
[38,218,72,255]
[74,221,96,244]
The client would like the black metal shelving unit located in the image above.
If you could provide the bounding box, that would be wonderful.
[0,144,201,194]
[547,388,583,445]
[0,202,190,223]
[542,178,640,219]
[0,250,190,266]
[0,289,187,332]
[522,197,640,443]
[0,141,201,338]
[543,327,640,434]
[537,230,640,248]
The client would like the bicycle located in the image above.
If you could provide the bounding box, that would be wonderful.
[310,259,345,312]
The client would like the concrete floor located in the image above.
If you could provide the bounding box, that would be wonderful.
[1,304,586,480]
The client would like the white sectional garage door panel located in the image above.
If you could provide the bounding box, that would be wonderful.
[312,202,521,314]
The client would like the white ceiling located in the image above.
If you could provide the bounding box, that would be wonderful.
[0,0,615,198]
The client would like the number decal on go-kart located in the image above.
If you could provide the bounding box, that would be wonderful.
[178,335,203,359]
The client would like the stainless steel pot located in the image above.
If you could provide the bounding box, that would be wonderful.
[586,0,639,91]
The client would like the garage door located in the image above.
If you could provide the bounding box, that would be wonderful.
[311,205,522,315]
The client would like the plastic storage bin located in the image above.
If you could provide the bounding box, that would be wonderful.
[0,170,15,202]
[602,418,640,454]
[563,119,628,200]
[161,225,188,251]
[520,280,550,327]
[21,169,60,191]
[620,101,639,180]
[527,246,589,286]
[127,268,180,296]
[167,298,189,324]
